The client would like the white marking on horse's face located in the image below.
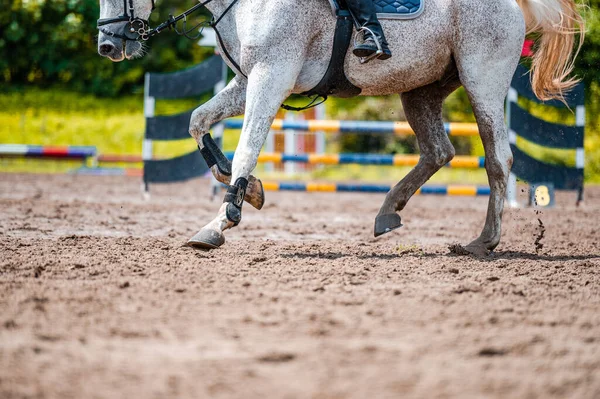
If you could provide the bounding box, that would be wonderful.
[97,0,152,61]
[98,0,153,21]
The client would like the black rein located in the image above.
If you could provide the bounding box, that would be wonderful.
[97,0,223,42]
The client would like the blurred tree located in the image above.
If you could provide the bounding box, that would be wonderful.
[576,0,600,85]
[0,0,597,97]
[0,0,213,96]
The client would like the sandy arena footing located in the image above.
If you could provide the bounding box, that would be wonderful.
[1,173,599,398]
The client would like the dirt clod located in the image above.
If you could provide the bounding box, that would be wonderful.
[257,352,296,363]
[478,347,508,357]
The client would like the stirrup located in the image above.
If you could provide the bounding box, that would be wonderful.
[354,26,383,64]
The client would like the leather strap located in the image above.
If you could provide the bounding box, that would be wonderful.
[301,10,361,99]
[200,134,232,176]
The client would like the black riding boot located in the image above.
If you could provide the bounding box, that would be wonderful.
[345,0,392,60]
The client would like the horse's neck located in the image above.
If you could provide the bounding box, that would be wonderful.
[203,0,234,19]
[202,0,244,73]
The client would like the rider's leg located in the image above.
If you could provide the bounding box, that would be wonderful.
[345,0,392,60]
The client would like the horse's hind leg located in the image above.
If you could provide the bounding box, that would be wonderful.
[461,76,515,256]
[453,3,523,255]
[188,76,265,210]
[375,78,461,236]
[448,0,523,255]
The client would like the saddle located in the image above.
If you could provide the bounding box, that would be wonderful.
[302,0,423,99]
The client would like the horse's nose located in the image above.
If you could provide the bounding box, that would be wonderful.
[99,43,115,56]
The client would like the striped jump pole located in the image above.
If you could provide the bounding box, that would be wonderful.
[0,144,97,159]
[225,152,485,168]
[261,182,490,196]
[223,119,479,137]
[74,167,143,177]
[97,154,143,163]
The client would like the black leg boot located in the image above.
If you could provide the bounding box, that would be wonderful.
[345,0,392,60]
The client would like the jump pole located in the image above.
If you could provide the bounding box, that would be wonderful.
[223,119,479,137]
[225,152,485,168]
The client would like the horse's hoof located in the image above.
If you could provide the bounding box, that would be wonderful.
[374,213,403,237]
[187,228,225,250]
[246,176,265,210]
[463,243,491,257]
[448,242,490,257]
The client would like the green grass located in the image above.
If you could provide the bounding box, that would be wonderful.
[1,90,145,155]
[0,87,597,184]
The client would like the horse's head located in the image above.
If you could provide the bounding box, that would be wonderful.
[97,0,155,61]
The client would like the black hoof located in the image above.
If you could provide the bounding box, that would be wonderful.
[374,213,403,237]
[187,228,225,250]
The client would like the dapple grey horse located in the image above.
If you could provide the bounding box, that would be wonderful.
[97,0,583,255]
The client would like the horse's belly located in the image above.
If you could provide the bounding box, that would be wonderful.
[346,6,455,96]
[346,47,453,96]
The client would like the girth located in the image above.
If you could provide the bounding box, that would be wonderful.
[302,5,362,99]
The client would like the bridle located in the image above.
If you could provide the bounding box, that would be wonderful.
[97,0,231,42]
[97,0,156,41]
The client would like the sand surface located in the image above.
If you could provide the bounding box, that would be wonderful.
[1,173,599,398]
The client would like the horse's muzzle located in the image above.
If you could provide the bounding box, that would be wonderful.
[97,34,125,62]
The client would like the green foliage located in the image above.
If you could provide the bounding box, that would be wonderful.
[0,89,145,154]
[0,0,598,182]
[576,0,600,88]
[0,0,213,96]
[327,96,413,155]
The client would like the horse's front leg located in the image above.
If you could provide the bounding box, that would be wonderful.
[188,75,264,210]
[187,62,301,249]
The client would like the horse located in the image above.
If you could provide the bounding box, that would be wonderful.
[96,0,584,255]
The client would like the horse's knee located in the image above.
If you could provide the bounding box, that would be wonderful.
[189,108,212,142]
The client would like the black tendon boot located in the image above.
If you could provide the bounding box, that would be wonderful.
[223,177,248,226]
[345,0,392,61]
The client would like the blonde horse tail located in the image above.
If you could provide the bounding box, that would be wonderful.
[516,0,585,102]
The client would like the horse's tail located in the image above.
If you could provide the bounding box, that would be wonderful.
[516,0,585,102]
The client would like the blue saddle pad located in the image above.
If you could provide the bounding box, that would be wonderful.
[327,0,423,20]
[374,0,423,19]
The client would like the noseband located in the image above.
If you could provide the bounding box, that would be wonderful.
[97,0,156,41]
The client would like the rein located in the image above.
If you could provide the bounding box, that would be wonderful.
[98,0,321,111]
[97,0,230,42]
[97,0,244,76]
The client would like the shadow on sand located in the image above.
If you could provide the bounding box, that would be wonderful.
[280,250,599,263]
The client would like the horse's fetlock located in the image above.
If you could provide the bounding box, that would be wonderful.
[224,177,248,208]
[223,177,248,226]
[225,202,242,225]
